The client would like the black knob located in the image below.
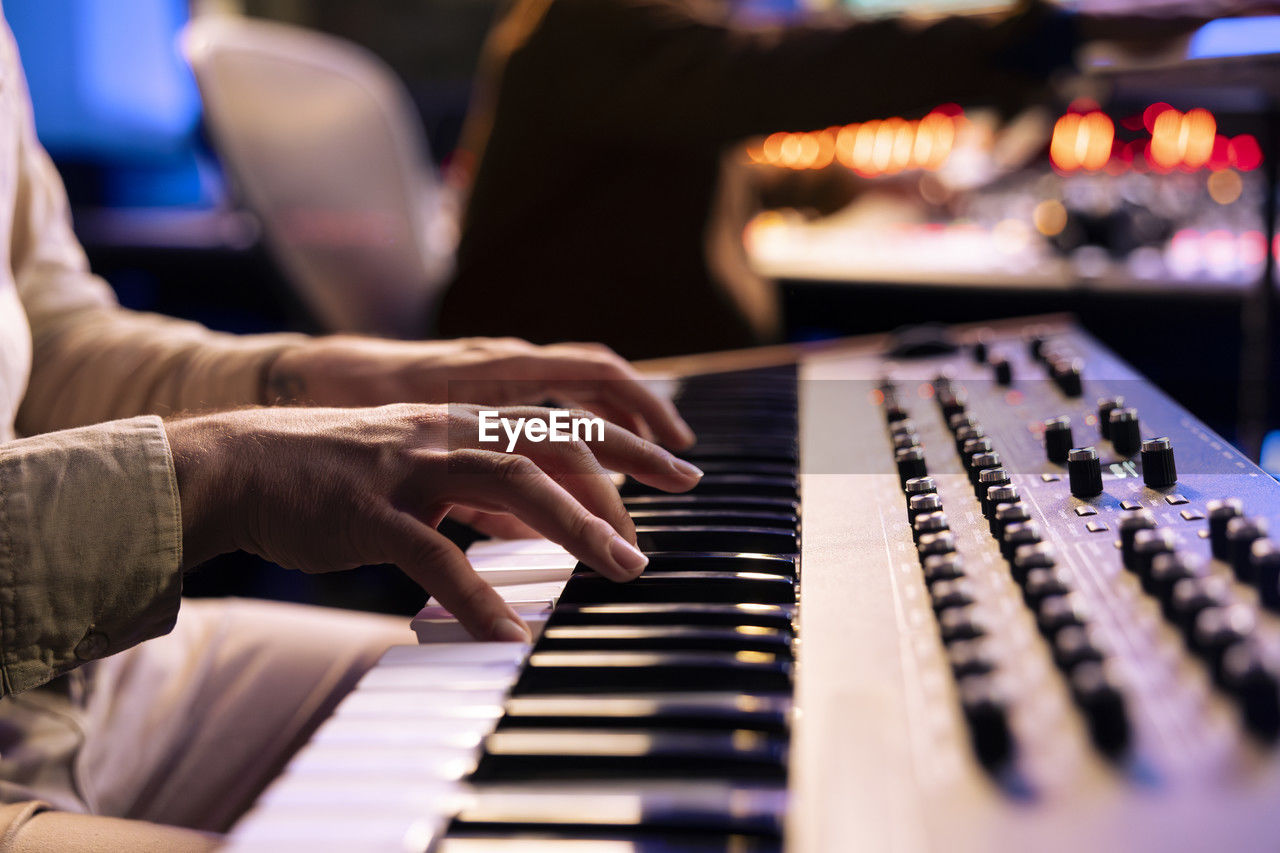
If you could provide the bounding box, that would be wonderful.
[1169,576,1232,637]
[1109,408,1141,457]
[973,338,990,364]
[976,467,1010,502]
[968,452,1000,486]
[1054,625,1106,672]
[991,355,1013,387]
[888,419,916,437]
[984,484,1021,523]
[1070,662,1130,757]
[904,476,937,498]
[958,675,1013,769]
[923,553,965,585]
[907,492,944,524]
[912,511,950,543]
[1068,447,1104,498]
[918,531,957,559]
[1043,416,1073,465]
[1226,517,1268,583]
[991,500,1030,541]
[1118,510,1158,571]
[896,446,927,488]
[1037,592,1089,637]
[1028,334,1047,361]
[1012,542,1057,585]
[948,412,979,433]
[1221,642,1280,740]
[960,437,993,459]
[954,425,985,451]
[939,389,968,420]
[1001,521,1042,561]
[893,432,921,451]
[1097,396,1125,440]
[1250,540,1280,611]
[1053,358,1084,397]
[1207,499,1244,560]
[1140,437,1177,489]
[1024,565,1073,605]
[885,396,909,424]
[1132,529,1178,589]
[1150,553,1208,616]
[1191,604,1257,683]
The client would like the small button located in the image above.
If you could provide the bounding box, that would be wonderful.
[74,630,108,661]
[1075,506,1098,517]
[1180,509,1205,522]
[1041,473,1062,483]
[1086,521,1110,533]
[1120,500,1142,511]
[1165,494,1189,506]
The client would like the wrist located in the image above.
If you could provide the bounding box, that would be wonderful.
[165,414,243,568]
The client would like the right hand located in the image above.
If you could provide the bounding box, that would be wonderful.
[164,403,703,642]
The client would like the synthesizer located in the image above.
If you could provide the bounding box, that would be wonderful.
[228,315,1280,852]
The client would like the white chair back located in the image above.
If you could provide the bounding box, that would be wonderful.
[182,15,456,337]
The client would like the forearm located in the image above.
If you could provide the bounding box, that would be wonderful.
[17,301,307,434]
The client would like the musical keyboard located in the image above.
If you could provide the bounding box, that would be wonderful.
[229,315,1280,852]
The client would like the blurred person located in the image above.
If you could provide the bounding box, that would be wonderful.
[0,12,698,851]
[438,0,1221,358]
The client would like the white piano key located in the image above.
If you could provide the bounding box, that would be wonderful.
[413,587,562,643]
[334,689,511,718]
[377,642,530,667]
[357,664,521,691]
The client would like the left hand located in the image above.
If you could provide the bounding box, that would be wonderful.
[264,335,696,450]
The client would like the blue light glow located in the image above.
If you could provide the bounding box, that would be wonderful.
[1188,16,1280,60]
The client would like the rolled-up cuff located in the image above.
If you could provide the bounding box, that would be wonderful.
[0,416,183,695]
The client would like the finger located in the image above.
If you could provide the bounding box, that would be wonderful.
[523,351,696,450]
[438,450,650,581]
[498,419,637,542]
[449,506,542,540]
[382,515,531,642]
[557,414,703,493]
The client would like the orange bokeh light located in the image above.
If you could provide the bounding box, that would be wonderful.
[747,108,961,176]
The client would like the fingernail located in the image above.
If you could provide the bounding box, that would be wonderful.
[490,617,531,643]
[609,534,649,575]
[670,456,704,479]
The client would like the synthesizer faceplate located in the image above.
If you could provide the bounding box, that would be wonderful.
[793,316,1280,853]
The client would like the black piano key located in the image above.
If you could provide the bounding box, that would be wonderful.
[628,509,799,530]
[641,554,796,579]
[548,603,795,631]
[498,692,792,734]
[449,785,786,841]
[535,625,794,656]
[623,495,798,514]
[622,475,799,500]
[559,571,796,606]
[471,729,788,782]
[670,460,796,477]
[440,832,782,853]
[634,526,799,554]
[514,651,793,694]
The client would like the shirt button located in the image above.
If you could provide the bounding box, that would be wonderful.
[74,630,108,661]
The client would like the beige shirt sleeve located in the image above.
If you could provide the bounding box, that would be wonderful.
[0,417,182,695]
[0,25,306,694]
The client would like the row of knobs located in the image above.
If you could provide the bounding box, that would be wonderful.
[971,335,1082,397]
[1044,397,1178,497]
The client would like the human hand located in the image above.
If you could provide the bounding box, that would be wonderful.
[264,336,695,449]
[165,403,702,641]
